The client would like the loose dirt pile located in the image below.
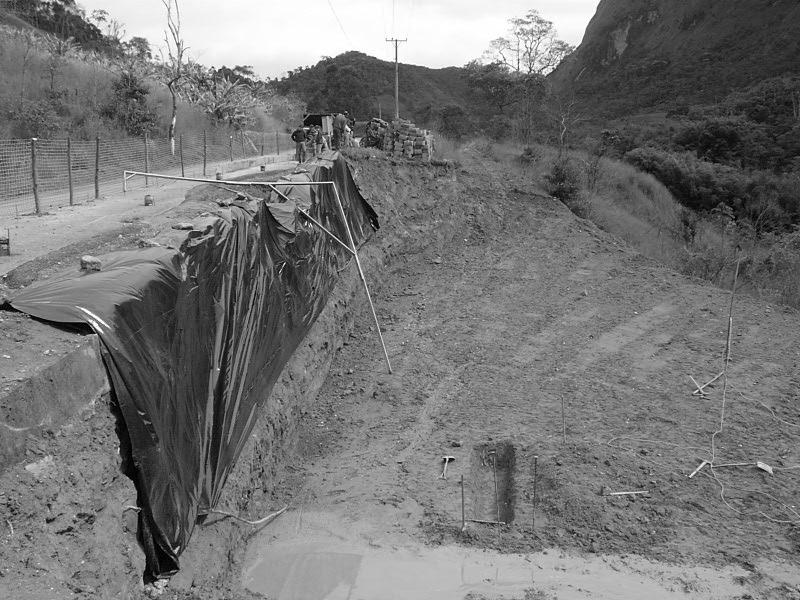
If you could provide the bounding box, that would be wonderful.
[1,149,799,599]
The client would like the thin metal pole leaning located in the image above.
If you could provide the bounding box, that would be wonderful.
[123,170,336,189]
[119,170,391,372]
[266,184,354,256]
[330,181,392,374]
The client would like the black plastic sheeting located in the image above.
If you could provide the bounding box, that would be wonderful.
[9,155,378,579]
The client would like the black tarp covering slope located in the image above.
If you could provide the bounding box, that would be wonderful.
[10,155,378,579]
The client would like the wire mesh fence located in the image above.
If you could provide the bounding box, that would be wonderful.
[0,129,293,218]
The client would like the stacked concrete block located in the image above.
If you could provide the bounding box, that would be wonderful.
[388,119,433,161]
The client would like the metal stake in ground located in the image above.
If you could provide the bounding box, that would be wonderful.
[460,474,466,532]
[440,456,455,479]
[561,396,567,445]
[532,455,538,533]
[490,449,500,523]
[330,182,393,374]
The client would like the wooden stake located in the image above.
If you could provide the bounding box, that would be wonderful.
[30,138,40,215]
[66,137,74,206]
[143,133,149,187]
[561,396,567,445]
[203,130,208,176]
[94,136,100,199]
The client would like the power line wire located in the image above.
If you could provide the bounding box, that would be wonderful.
[326,0,352,45]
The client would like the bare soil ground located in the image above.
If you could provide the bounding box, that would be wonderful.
[252,152,800,598]
[1,150,799,599]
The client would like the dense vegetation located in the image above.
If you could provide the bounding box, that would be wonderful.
[274,51,470,127]
[0,1,291,141]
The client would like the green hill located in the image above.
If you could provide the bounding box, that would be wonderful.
[274,51,471,126]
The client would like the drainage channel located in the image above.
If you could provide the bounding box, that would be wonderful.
[465,441,516,525]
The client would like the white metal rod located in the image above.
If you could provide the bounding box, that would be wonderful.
[266,184,355,256]
[330,182,392,374]
[122,170,333,187]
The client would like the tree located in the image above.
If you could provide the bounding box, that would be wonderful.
[483,10,573,75]
[43,33,77,91]
[464,60,546,142]
[185,67,256,129]
[124,37,152,61]
[161,0,186,154]
[102,72,158,136]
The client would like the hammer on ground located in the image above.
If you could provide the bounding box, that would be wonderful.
[440,456,455,479]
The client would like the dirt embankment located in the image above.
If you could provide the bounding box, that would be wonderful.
[2,150,799,599]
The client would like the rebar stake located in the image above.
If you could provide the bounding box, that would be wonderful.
[532,455,539,533]
[460,474,466,533]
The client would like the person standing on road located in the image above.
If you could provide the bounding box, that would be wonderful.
[314,125,324,156]
[332,111,348,150]
[291,126,307,162]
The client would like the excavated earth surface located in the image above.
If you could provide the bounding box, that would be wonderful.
[1,149,799,599]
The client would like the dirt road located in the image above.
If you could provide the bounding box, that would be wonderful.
[240,152,800,599]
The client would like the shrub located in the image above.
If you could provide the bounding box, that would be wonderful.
[7,98,63,138]
[101,72,158,136]
[545,157,585,214]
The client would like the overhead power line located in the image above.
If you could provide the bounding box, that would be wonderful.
[327,0,352,45]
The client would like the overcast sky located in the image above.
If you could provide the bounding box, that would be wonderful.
[78,0,600,78]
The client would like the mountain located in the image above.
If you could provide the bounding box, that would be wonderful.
[273,51,471,125]
[549,0,800,116]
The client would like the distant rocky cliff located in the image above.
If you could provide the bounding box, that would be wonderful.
[549,0,800,116]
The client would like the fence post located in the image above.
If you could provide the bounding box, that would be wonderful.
[67,137,74,206]
[94,136,100,199]
[229,135,233,162]
[275,131,280,156]
[260,133,264,156]
[179,134,185,177]
[30,138,41,215]
[203,130,207,177]
[144,132,149,187]
[240,131,245,157]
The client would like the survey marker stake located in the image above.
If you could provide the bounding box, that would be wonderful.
[532,455,539,532]
[688,460,709,478]
[330,182,393,374]
[690,372,723,396]
[460,474,466,532]
[440,456,455,479]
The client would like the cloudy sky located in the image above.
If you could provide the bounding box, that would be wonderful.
[78,0,600,78]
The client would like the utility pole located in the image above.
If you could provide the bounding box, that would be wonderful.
[386,37,406,120]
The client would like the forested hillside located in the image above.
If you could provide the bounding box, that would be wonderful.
[274,51,471,126]
[0,0,293,141]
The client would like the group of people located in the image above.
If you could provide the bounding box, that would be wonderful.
[291,124,326,163]
[290,111,356,163]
